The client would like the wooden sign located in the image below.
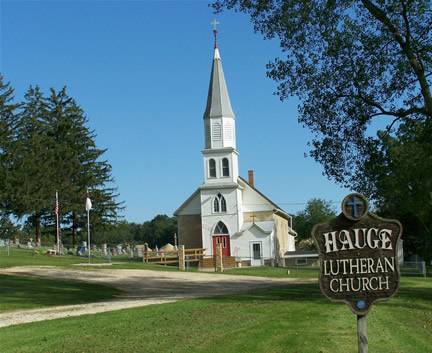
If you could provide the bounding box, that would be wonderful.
[312,193,402,315]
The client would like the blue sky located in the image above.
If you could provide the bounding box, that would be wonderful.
[1,0,350,222]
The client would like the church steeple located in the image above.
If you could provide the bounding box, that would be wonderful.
[203,46,235,120]
[202,23,239,186]
[203,23,236,151]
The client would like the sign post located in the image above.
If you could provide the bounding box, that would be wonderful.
[312,193,402,352]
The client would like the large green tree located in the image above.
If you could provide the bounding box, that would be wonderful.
[0,76,19,212]
[10,86,52,245]
[213,1,431,184]
[6,85,121,246]
[362,119,432,261]
[42,88,121,246]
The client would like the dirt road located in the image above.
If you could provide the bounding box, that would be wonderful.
[0,266,311,327]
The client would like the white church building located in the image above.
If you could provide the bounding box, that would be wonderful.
[174,31,296,267]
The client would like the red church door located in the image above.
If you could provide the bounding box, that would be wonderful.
[213,235,230,257]
[213,221,231,256]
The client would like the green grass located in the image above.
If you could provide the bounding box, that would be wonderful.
[223,265,319,279]
[0,275,120,313]
[0,248,179,271]
[0,277,430,353]
[0,248,105,268]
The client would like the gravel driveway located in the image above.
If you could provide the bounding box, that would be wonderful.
[0,266,311,327]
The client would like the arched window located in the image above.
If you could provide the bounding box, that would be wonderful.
[209,159,216,177]
[213,193,227,213]
[222,158,230,177]
[214,221,229,235]
[213,197,220,213]
[220,195,227,212]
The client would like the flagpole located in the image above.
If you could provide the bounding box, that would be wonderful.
[56,191,60,255]
[86,192,92,264]
[87,207,91,264]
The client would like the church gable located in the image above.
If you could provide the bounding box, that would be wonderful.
[174,189,201,216]
[239,177,279,213]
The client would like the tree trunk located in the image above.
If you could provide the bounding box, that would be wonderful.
[72,211,77,247]
[34,213,41,247]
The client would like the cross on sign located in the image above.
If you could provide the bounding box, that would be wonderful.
[346,195,363,218]
[211,19,220,31]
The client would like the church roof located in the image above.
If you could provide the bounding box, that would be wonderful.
[238,176,293,222]
[203,47,235,119]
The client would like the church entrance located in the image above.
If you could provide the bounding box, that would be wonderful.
[213,221,231,256]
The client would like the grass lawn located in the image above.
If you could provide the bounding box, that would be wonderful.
[223,266,319,279]
[0,275,120,313]
[0,277,430,353]
[0,248,177,271]
[0,248,106,268]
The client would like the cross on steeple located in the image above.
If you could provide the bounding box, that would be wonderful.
[211,19,220,48]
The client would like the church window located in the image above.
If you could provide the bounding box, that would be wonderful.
[214,221,229,235]
[222,158,230,176]
[213,193,227,213]
[220,195,227,212]
[209,159,216,178]
[213,197,220,213]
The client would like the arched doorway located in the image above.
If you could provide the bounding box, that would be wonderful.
[212,221,230,256]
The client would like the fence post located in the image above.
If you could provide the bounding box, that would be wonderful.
[178,245,186,271]
[422,261,427,278]
[215,243,224,273]
[143,243,148,263]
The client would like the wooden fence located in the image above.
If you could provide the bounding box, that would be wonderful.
[143,248,205,266]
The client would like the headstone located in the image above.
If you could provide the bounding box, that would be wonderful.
[312,193,402,315]
[101,243,108,256]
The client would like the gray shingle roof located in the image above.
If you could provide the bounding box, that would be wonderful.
[203,48,235,119]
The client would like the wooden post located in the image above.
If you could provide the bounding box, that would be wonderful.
[178,245,186,271]
[215,243,223,272]
[357,315,368,353]
[143,243,148,263]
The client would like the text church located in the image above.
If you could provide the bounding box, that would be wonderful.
[174,28,296,266]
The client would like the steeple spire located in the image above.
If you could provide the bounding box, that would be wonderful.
[211,19,219,49]
[204,21,235,119]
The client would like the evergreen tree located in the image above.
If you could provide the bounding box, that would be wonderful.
[9,86,52,245]
[0,76,19,213]
[43,87,121,246]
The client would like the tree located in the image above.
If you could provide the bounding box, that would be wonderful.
[213,1,431,185]
[9,86,53,245]
[293,198,336,242]
[42,87,122,246]
[361,119,432,262]
[0,76,19,213]
[7,86,121,246]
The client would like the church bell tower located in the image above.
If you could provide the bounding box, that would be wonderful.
[202,23,239,186]
[200,22,243,256]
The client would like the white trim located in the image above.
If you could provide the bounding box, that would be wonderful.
[285,253,319,259]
